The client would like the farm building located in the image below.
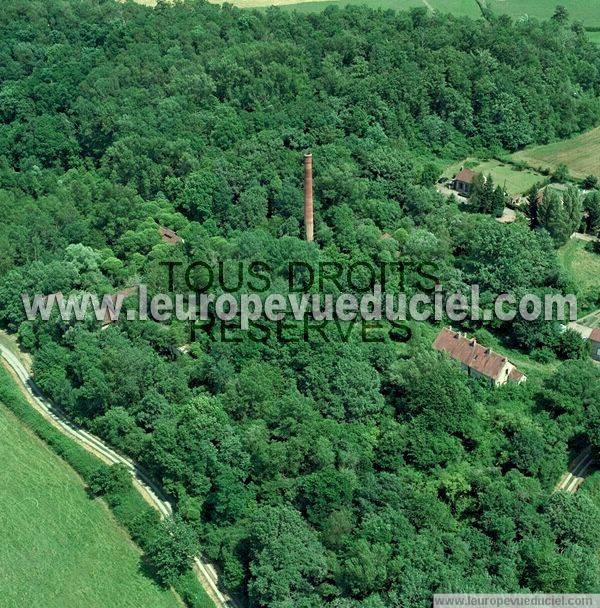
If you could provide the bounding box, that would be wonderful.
[452,168,477,195]
[433,327,526,387]
[590,328,600,362]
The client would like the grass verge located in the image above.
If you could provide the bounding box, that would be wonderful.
[0,399,180,608]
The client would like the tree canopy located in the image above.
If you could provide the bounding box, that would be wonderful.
[1,1,600,606]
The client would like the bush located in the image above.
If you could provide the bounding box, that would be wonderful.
[555,329,589,360]
[474,328,495,345]
[552,163,571,183]
[88,463,132,497]
[531,347,556,363]
[145,518,199,586]
[173,571,216,608]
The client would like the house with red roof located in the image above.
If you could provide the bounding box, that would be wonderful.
[452,168,477,195]
[433,327,526,387]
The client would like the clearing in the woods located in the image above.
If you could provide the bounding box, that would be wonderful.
[443,157,544,195]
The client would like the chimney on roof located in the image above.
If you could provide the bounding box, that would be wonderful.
[304,153,314,242]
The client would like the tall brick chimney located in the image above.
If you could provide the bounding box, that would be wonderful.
[304,153,314,242]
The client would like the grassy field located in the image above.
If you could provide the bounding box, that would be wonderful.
[558,238,600,314]
[443,157,544,195]
[233,0,600,22]
[512,127,600,180]
[222,0,424,9]
[489,0,600,27]
[588,30,600,45]
[130,0,600,23]
[0,401,180,608]
[255,0,480,12]
[130,0,600,28]
[133,0,478,10]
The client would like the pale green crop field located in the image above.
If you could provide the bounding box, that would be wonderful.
[512,126,600,180]
[131,0,600,26]
[489,0,600,27]
[261,0,600,23]
[0,402,180,608]
[262,0,479,12]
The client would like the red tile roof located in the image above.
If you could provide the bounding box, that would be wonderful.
[509,368,525,383]
[454,168,476,184]
[590,328,600,343]
[433,327,513,381]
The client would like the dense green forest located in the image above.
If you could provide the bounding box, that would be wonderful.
[1,1,600,606]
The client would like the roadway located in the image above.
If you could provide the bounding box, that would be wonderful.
[554,448,594,493]
[0,344,237,608]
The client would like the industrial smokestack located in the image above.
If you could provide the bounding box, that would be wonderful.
[304,153,314,242]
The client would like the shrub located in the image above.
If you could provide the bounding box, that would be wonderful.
[555,329,589,360]
[531,347,556,363]
[552,163,571,183]
[173,571,216,608]
[88,463,132,497]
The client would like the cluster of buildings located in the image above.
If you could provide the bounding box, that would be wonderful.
[42,156,600,376]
